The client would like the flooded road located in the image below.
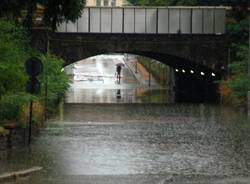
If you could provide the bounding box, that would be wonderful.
[65,54,169,104]
[1,55,250,183]
[1,104,250,183]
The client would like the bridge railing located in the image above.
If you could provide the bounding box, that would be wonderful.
[57,7,225,34]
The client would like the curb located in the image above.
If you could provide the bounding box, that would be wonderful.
[0,167,42,182]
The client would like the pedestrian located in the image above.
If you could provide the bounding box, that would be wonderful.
[116,65,122,83]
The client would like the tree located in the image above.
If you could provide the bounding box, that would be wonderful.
[218,2,249,106]
[0,19,70,122]
[0,20,30,95]
[39,54,70,104]
[0,0,86,30]
[220,44,249,105]
[41,0,86,30]
[0,0,25,19]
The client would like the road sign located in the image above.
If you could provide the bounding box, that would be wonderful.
[24,57,43,145]
[26,78,41,94]
[25,57,43,77]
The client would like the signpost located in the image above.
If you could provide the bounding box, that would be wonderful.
[25,58,43,77]
[25,57,43,144]
[248,9,250,119]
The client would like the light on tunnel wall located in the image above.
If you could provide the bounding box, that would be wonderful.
[200,72,205,76]
[190,70,194,74]
[175,69,179,72]
[211,73,216,77]
[182,69,185,73]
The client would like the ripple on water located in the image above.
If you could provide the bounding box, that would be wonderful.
[0,104,250,180]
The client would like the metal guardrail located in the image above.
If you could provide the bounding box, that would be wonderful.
[57,7,226,34]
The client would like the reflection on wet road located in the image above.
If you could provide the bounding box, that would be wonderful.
[65,54,168,103]
[0,104,250,184]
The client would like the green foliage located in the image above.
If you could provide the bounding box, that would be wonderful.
[0,93,33,122]
[0,20,33,122]
[0,19,30,95]
[219,3,249,107]
[229,44,248,74]
[0,0,85,30]
[0,19,70,122]
[39,54,70,113]
[227,17,249,42]
[42,0,86,30]
[222,44,249,106]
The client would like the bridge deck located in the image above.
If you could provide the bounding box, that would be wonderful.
[57,6,226,35]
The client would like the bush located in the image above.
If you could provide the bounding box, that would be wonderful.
[0,19,31,95]
[19,100,45,128]
[219,44,249,106]
[39,54,70,115]
[0,93,32,123]
[0,19,70,124]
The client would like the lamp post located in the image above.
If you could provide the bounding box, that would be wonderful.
[45,26,50,121]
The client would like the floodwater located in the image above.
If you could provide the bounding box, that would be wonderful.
[0,104,250,183]
[1,55,250,184]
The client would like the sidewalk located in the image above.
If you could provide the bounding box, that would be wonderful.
[124,58,160,88]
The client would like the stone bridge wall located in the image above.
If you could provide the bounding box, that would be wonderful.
[31,30,229,74]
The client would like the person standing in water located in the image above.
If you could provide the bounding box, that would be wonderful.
[116,65,122,83]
